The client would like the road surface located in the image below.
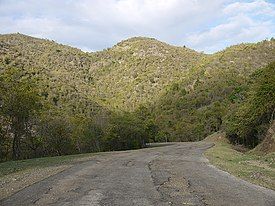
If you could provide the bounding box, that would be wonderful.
[1,142,275,206]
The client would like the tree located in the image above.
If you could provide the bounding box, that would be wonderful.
[39,115,74,156]
[0,68,42,159]
[0,118,11,161]
[71,116,104,153]
[103,112,148,151]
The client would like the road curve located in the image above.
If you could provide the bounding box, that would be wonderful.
[1,142,275,206]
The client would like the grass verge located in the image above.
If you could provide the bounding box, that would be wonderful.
[0,152,98,178]
[204,132,275,190]
[0,152,98,199]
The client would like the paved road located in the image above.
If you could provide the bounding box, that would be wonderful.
[1,142,275,206]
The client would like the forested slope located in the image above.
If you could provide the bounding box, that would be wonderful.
[90,37,205,110]
[0,33,274,161]
[144,40,275,142]
[0,34,205,111]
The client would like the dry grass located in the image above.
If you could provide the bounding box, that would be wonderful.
[204,132,275,190]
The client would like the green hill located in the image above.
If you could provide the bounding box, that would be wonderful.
[0,33,107,118]
[0,34,205,111]
[0,33,274,160]
[148,40,275,141]
[90,37,205,110]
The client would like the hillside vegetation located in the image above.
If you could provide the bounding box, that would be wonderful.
[91,37,205,110]
[146,41,275,142]
[0,33,274,161]
[225,62,275,148]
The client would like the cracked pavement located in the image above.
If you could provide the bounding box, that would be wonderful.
[1,142,275,206]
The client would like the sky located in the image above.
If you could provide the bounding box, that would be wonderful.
[0,0,274,53]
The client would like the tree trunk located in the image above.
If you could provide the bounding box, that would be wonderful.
[11,117,23,160]
[12,133,21,160]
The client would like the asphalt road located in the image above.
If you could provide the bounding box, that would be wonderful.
[1,142,275,206]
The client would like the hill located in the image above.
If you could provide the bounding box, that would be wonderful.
[0,33,107,117]
[0,34,205,111]
[146,40,275,141]
[90,37,205,110]
[1,34,273,113]
[0,33,275,160]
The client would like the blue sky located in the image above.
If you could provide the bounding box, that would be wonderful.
[0,0,274,53]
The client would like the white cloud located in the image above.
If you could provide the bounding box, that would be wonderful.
[0,0,274,53]
[223,0,275,16]
[186,14,273,53]
[185,0,275,53]
[0,17,60,36]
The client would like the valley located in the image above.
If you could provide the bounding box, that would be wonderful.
[0,34,275,204]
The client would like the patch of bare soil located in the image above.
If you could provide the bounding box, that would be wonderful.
[252,121,275,155]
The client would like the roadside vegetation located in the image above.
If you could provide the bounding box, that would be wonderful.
[204,132,275,190]
[146,44,275,142]
[225,62,275,148]
[0,67,153,161]
[205,62,275,190]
